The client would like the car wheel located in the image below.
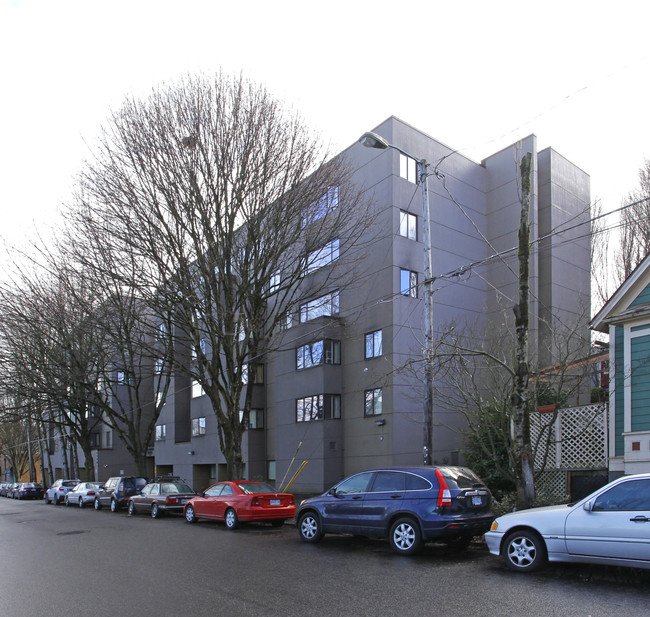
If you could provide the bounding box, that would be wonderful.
[297,511,324,543]
[94,497,102,510]
[185,504,197,523]
[128,501,136,516]
[225,508,239,530]
[110,499,118,513]
[503,529,547,572]
[389,517,422,555]
[65,496,70,507]
[79,497,84,508]
[151,503,161,519]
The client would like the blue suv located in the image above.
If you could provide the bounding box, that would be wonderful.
[296,466,493,555]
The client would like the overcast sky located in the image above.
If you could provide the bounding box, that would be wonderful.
[1,0,649,268]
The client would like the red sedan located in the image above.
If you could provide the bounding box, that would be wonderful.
[184,481,296,529]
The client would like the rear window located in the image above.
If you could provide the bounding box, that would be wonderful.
[438,467,485,490]
[236,482,278,494]
[62,481,78,487]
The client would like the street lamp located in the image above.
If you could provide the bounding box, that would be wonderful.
[359,131,435,465]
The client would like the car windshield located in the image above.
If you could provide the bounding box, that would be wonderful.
[439,467,485,490]
[161,483,193,494]
[236,482,279,494]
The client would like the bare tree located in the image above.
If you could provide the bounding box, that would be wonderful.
[620,160,650,281]
[67,73,370,480]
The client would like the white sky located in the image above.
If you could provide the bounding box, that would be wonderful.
[1,0,649,267]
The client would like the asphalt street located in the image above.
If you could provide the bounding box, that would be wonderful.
[0,497,648,617]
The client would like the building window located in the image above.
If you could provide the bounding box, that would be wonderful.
[365,330,383,359]
[154,357,164,374]
[365,388,383,416]
[399,153,417,183]
[302,186,339,226]
[103,430,113,449]
[400,269,418,297]
[269,272,281,294]
[267,460,276,481]
[307,239,340,273]
[192,417,206,437]
[116,370,127,385]
[155,424,166,441]
[297,340,341,370]
[296,394,341,422]
[399,210,417,240]
[300,291,339,322]
[90,432,101,448]
[155,391,164,407]
[242,364,264,385]
[249,409,264,429]
[192,380,205,398]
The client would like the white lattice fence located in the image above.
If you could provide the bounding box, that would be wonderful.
[531,403,608,471]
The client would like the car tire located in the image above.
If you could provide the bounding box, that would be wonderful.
[128,501,136,516]
[65,496,69,506]
[225,508,239,530]
[79,497,84,508]
[297,511,324,543]
[45,494,50,504]
[185,504,197,523]
[389,517,422,555]
[503,529,547,573]
[151,503,161,519]
[94,497,102,510]
[110,499,119,513]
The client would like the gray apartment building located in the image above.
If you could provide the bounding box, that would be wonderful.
[148,116,591,494]
[43,117,591,492]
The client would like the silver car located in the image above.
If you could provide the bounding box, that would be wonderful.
[485,473,650,572]
[65,482,103,507]
[45,479,80,505]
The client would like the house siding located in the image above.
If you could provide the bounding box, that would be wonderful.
[631,333,650,432]
[615,326,625,456]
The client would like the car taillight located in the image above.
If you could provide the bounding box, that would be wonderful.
[435,469,452,507]
[251,497,261,507]
[59,487,65,491]
[166,497,178,504]
[87,491,95,496]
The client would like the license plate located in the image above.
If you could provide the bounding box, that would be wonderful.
[270,499,280,506]
[181,499,187,504]
[472,496,482,506]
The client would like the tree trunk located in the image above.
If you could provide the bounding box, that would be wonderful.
[512,152,535,510]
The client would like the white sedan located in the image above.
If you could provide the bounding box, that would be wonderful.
[65,482,103,507]
[485,473,650,572]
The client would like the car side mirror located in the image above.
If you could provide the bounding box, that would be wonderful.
[583,499,594,512]
[328,488,338,497]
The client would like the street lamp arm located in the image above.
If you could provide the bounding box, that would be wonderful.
[358,132,428,169]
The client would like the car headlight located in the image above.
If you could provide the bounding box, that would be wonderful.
[490,521,499,531]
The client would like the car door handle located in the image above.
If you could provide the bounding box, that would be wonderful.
[630,515,649,522]
[390,494,402,499]
[352,496,362,500]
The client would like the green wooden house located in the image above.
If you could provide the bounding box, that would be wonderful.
[592,253,650,477]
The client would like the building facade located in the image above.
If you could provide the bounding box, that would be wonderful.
[149,116,591,493]
[592,253,650,477]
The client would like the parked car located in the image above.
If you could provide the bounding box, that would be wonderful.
[94,476,148,512]
[13,482,44,500]
[184,481,295,529]
[296,466,493,555]
[45,479,80,505]
[64,482,103,507]
[485,472,650,572]
[128,477,196,518]
[5,483,19,498]
[0,482,12,497]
